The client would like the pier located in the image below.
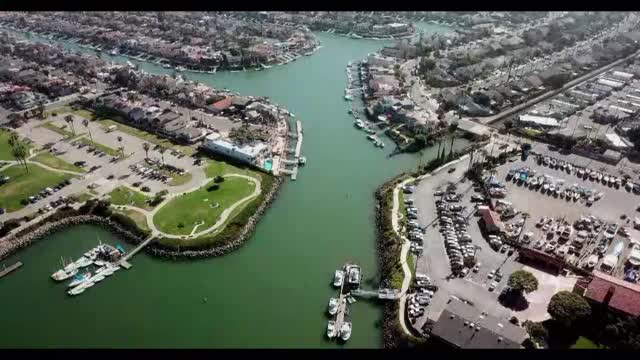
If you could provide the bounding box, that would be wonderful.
[294,121,303,158]
[0,262,23,279]
[334,282,349,335]
[118,235,156,269]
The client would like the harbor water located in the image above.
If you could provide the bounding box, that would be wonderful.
[0,27,463,348]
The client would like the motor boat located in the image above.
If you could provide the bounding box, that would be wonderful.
[67,271,91,288]
[346,265,361,286]
[67,284,86,296]
[74,256,93,268]
[333,270,345,287]
[92,274,105,283]
[327,321,338,339]
[52,267,78,281]
[328,298,339,316]
[340,322,352,341]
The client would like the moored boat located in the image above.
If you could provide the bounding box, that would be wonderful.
[340,322,352,341]
[333,270,345,287]
[328,298,339,316]
[327,321,338,338]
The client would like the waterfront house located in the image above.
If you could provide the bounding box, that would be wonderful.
[202,133,268,165]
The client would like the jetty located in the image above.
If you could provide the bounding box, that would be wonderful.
[352,288,399,300]
[334,281,349,335]
[0,261,23,279]
[118,235,156,269]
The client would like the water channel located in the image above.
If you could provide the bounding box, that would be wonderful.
[0,24,462,348]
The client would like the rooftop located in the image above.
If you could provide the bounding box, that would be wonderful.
[585,271,640,317]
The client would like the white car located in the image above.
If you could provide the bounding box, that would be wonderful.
[487,270,495,279]
[489,281,498,291]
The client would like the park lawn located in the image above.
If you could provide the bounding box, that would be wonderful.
[108,186,154,210]
[205,158,264,179]
[50,105,95,120]
[76,137,120,157]
[95,118,196,156]
[39,121,82,139]
[70,192,94,203]
[168,172,193,186]
[0,164,72,212]
[0,129,31,160]
[570,337,606,349]
[31,152,85,173]
[153,177,256,236]
[120,209,150,232]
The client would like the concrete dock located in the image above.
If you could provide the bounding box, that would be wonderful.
[294,121,303,158]
[0,262,23,279]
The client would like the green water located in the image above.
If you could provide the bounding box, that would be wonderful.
[0,27,465,348]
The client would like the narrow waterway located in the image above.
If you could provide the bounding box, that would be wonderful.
[0,27,464,348]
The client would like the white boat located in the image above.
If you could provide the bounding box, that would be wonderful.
[67,285,86,296]
[354,120,365,129]
[340,322,352,341]
[344,94,353,101]
[51,267,78,281]
[92,274,105,283]
[67,271,91,288]
[94,260,106,267]
[327,321,338,338]
[84,280,95,289]
[74,256,93,268]
[333,270,345,287]
[347,265,361,286]
[328,298,339,315]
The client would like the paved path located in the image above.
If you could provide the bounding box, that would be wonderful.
[119,174,262,239]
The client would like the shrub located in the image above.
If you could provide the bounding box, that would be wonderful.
[141,186,151,192]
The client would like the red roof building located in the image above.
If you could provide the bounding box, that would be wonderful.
[480,208,504,233]
[584,271,640,317]
[211,97,232,111]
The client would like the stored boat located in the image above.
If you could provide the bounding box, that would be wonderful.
[340,322,352,341]
[328,298,339,315]
[333,270,345,287]
[327,321,338,338]
[67,271,91,288]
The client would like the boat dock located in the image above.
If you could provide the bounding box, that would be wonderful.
[118,235,156,268]
[294,121,303,158]
[280,120,304,181]
[334,281,349,335]
[0,262,23,279]
[352,288,399,300]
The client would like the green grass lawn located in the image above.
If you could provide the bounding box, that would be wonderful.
[108,186,154,210]
[153,177,257,236]
[39,121,83,139]
[76,137,120,157]
[31,152,85,173]
[119,209,150,232]
[570,337,606,349]
[0,129,30,161]
[204,158,264,179]
[96,118,196,156]
[49,105,96,120]
[0,164,72,212]
[70,192,94,203]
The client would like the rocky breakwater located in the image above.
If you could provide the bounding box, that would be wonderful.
[0,214,144,262]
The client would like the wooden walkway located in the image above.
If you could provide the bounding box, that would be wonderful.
[0,262,23,279]
[118,235,156,269]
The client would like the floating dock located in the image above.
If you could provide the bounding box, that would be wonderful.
[0,262,23,279]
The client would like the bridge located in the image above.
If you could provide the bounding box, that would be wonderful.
[118,235,156,269]
[352,288,400,300]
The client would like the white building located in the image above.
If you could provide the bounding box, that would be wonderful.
[202,133,268,165]
[517,114,560,129]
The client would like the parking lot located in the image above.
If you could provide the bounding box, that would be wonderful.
[2,112,207,221]
[406,157,523,330]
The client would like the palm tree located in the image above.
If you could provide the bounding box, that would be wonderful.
[82,119,93,143]
[158,146,166,164]
[117,136,124,158]
[64,115,76,137]
[8,133,28,173]
[142,142,151,159]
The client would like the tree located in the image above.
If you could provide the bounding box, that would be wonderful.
[158,146,166,164]
[142,142,151,159]
[523,320,549,342]
[548,291,591,328]
[507,270,539,294]
[8,133,28,173]
[116,136,124,158]
[82,119,93,143]
[64,114,76,136]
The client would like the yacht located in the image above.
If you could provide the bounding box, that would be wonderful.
[333,270,345,287]
[52,267,78,281]
[340,322,352,341]
[94,260,106,267]
[344,94,353,101]
[327,321,338,339]
[67,271,91,288]
[74,256,93,268]
[346,265,361,287]
[354,120,365,129]
[67,284,86,296]
[92,274,105,283]
[328,298,339,316]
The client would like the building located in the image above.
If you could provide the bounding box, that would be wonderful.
[202,133,268,165]
[517,114,561,129]
[430,299,528,349]
[582,271,640,317]
[479,207,504,234]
